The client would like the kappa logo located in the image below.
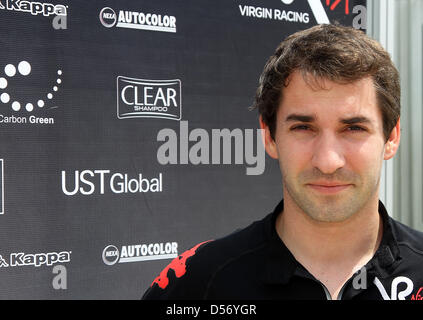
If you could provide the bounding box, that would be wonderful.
[0,0,67,16]
[374,276,414,300]
[0,250,71,268]
[152,240,212,289]
[0,255,8,267]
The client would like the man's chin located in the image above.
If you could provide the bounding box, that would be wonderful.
[295,193,360,223]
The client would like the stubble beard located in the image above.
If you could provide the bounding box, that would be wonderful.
[281,167,381,223]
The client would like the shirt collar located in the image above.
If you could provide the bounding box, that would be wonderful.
[366,200,402,279]
[262,199,402,285]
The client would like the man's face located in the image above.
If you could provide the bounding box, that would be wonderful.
[261,71,400,222]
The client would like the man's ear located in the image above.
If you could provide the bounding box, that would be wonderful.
[259,115,279,159]
[384,118,401,160]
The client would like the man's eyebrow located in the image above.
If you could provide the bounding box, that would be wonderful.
[340,116,372,125]
[284,114,373,125]
[285,114,316,122]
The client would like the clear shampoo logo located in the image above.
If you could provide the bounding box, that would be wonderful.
[117,76,182,121]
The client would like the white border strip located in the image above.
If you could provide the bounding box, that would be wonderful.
[119,253,178,263]
[116,22,176,33]
[0,159,3,215]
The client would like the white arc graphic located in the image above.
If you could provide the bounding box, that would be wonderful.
[0,61,63,112]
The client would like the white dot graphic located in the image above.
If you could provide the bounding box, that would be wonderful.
[1,93,10,103]
[5,64,16,77]
[12,101,21,111]
[0,77,7,89]
[0,64,62,110]
[18,61,31,76]
[25,103,34,112]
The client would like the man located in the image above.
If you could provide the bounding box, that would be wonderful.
[142,24,423,300]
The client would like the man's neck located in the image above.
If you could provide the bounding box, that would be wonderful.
[275,195,383,299]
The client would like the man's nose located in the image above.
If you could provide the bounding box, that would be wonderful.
[310,133,345,175]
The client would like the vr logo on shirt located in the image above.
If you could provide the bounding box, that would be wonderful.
[374,276,414,300]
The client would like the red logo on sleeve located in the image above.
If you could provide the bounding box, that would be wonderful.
[411,287,423,300]
[151,240,212,289]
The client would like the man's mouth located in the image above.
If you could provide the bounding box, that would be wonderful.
[306,182,353,194]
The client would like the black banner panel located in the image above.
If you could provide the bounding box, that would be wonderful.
[0,0,366,299]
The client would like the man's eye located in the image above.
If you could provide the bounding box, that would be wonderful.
[291,125,310,131]
[347,126,366,132]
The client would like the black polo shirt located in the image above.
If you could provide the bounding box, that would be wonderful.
[142,199,423,300]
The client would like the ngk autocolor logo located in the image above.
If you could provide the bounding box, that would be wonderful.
[102,242,178,265]
[102,245,120,266]
[99,7,116,28]
[0,60,63,125]
[117,76,182,121]
[99,6,176,33]
[0,250,71,268]
[0,0,67,17]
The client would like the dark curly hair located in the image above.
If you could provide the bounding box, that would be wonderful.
[252,24,401,142]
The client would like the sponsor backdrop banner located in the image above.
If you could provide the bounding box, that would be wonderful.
[0,0,366,299]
